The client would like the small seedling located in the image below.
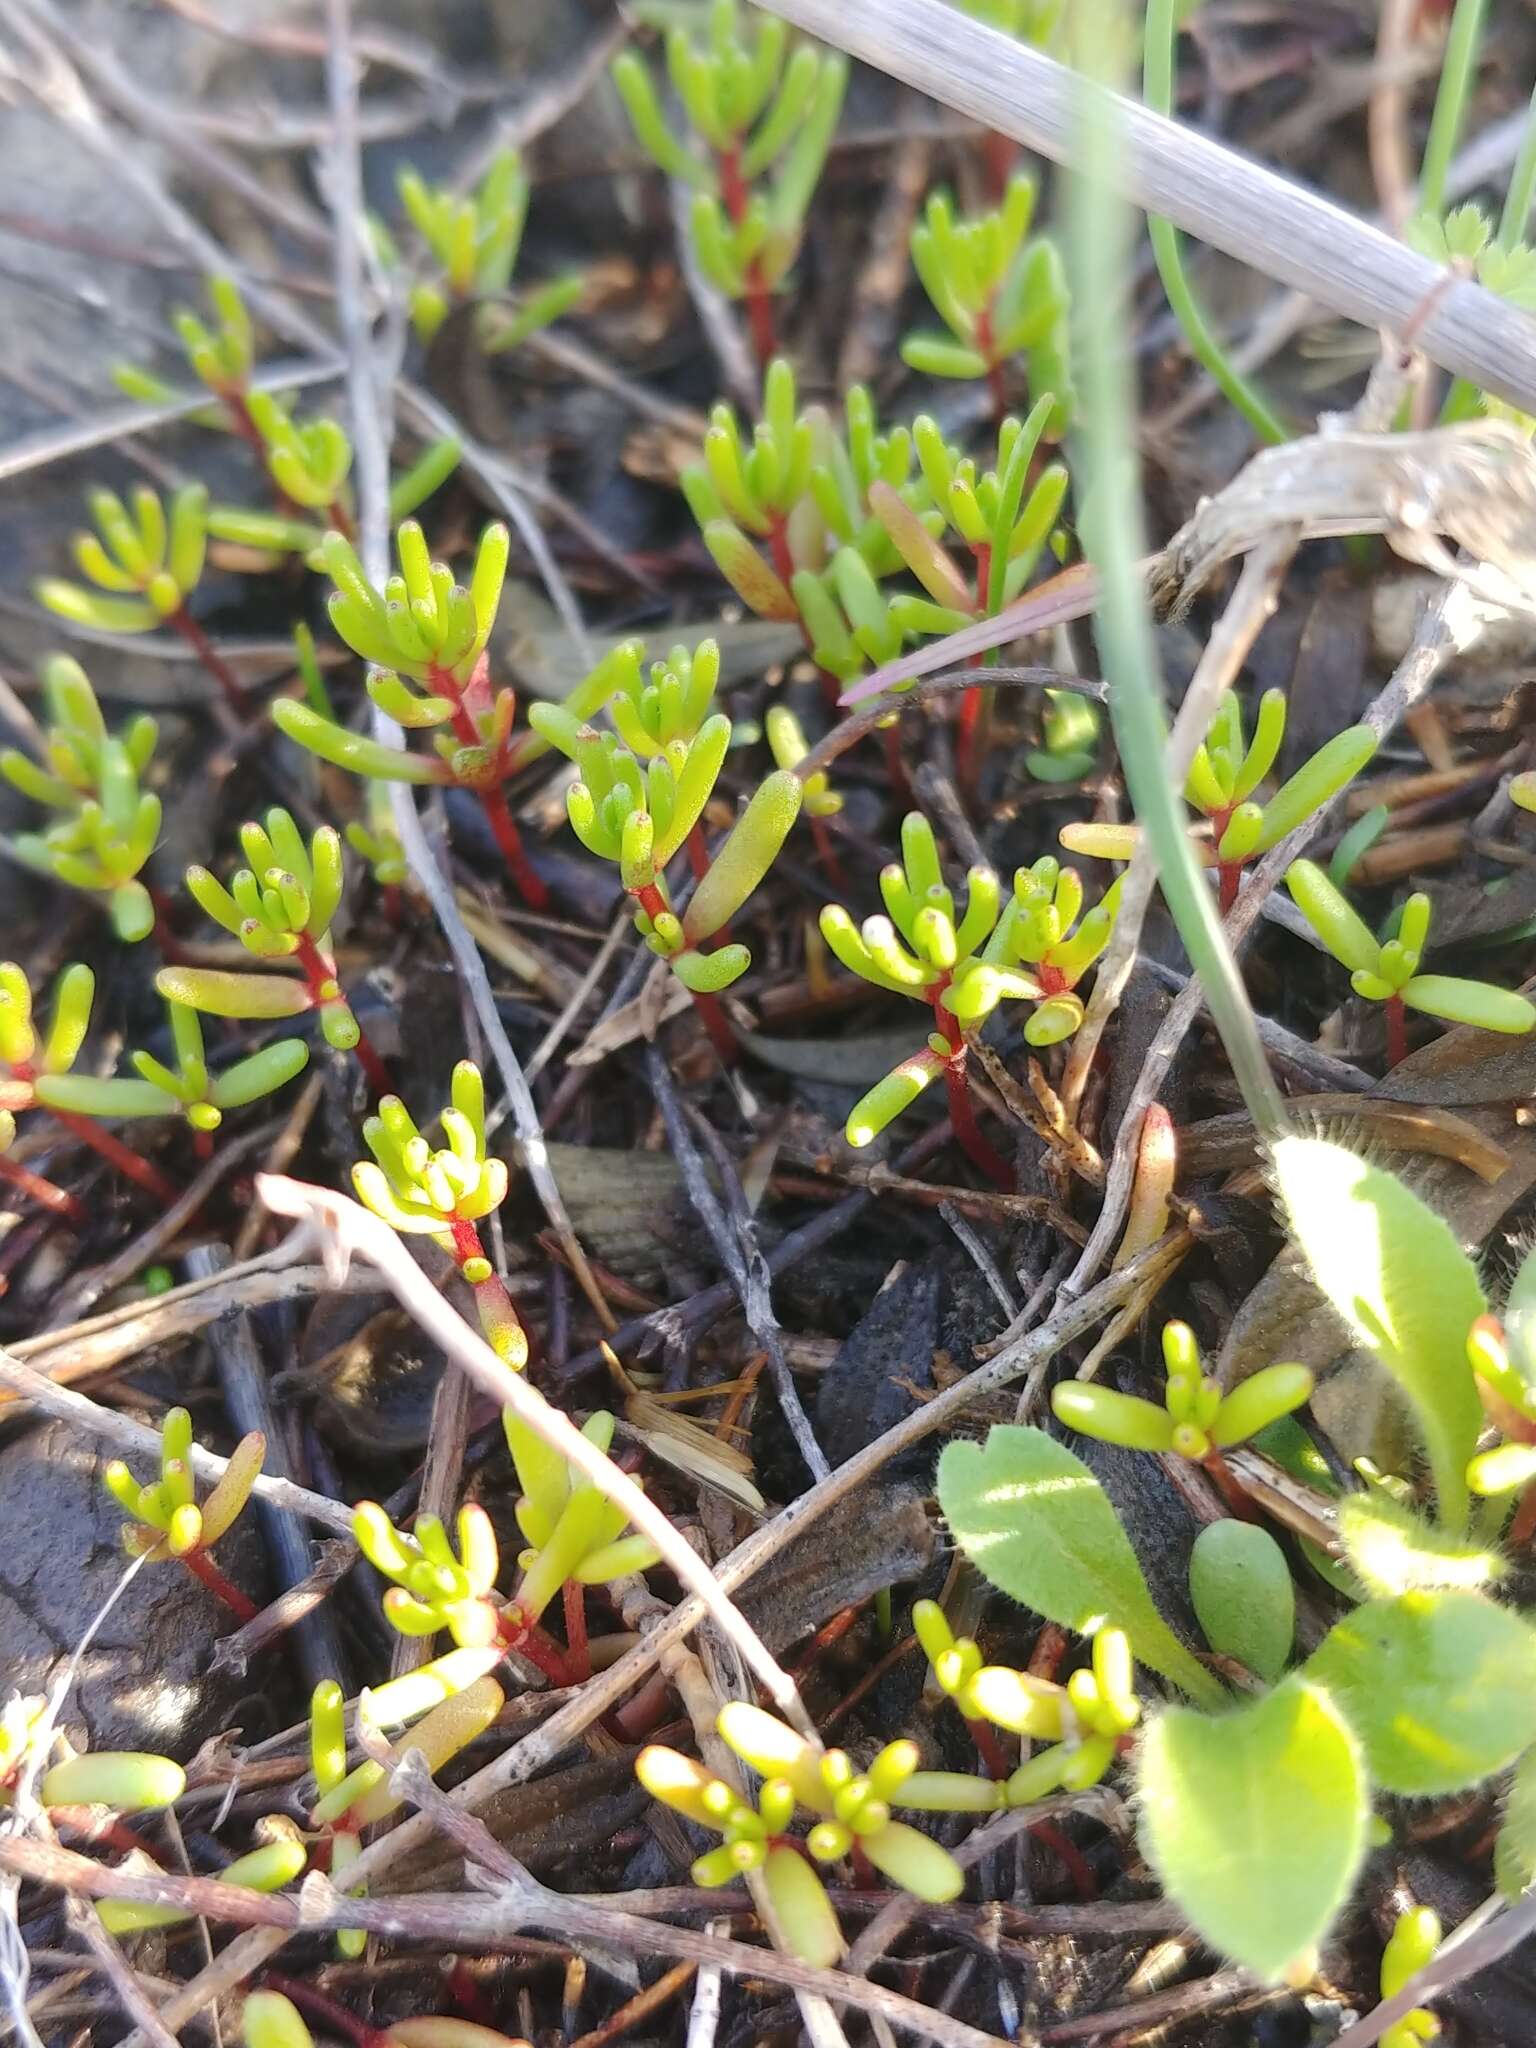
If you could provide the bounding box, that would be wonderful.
[868,401,1068,775]
[1407,202,1536,428]
[157,806,390,1094]
[914,1601,1139,1795]
[820,821,1117,1182]
[1061,694,1378,912]
[38,999,308,1148]
[273,521,632,909]
[113,274,258,440]
[353,1409,654,1683]
[1285,860,1536,1065]
[350,1062,524,1369]
[1051,1319,1313,1488]
[1,655,160,941]
[397,148,583,350]
[638,1702,983,1965]
[103,1406,265,1623]
[35,482,248,713]
[0,961,177,1202]
[528,698,802,1060]
[903,171,1073,431]
[612,0,847,367]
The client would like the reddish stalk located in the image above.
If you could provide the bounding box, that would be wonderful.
[717,146,776,372]
[982,128,1018,200]
[497,1606,578,1686]
[973,303,1009,430]
[1200,1449,1259,1524]
[1384,993,1409,1069]
[882,719,912,804]
[180,1546,258,1623]
[262,1975,393,2048]
[966,1717,1013,1780]
[291,934,393,1097]
[45,1107,178,1204]
[632,879,738,1063]
[931,989,1012,1188]
[1217,862,1242,914]
[563,1578,591,1682]
[809,814,849,892]
[1510,1481,1536,1549]
[685,820,712,885]
[49,1809,165,1862]
[446,1215,529,1370]
[168,607,250,716]
[1030,1819,1098,1901]
[0,1151,85,1223]
[478,785,550,910]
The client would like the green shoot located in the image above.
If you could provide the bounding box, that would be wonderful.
[38,1000,309,1141]
[102,1405,265,1622]
[612,0,847,368]
[398,149,583,351]
[1285,860,1536,1065]
[1,656,160,941]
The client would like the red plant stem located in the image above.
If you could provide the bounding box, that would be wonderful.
[382,883,403,927]
[1217,862,1242,914]
[446,1216,529,1370]
[931,992,1013,1188]
[262,1975,394,2048]
[497,1608,577,1686]
[685,820,711,884]
[1510,1481,1536,1549]
[168,607,250,716]
[180,1545,259,1624]
[1031,1819,1098,1901]
[809,813,849,892]
[1385,993,1409,1069]
[50,1809,166,1862]
[966,1716,1013,1780]
[563,1577,591,1682]
[981,127,1018,200]
[973,301,1009,431]
[882,719,911,804]
[0,1150,85,1223]
[717,145,776,373]
[631,880,738,1063]
[479,785,550,911]
[45,1107,179,1204]
[290,934,392,1097]
[325,500,356,542]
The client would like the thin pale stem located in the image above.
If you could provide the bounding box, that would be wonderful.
[1418,0,1489,218]
[1141,0,1286,443]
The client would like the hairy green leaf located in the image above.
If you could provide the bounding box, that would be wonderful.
[1495,1744,1536,1899]
[936,1425,1223,1705]
[1272,1137,1485,1527]
[1336,1490,1504,1598]
[1306,1590,1536,1794]
[1136,1677,1368,1981]
[1188,1521,1294,1684]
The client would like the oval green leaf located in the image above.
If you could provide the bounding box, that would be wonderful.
[1136,1676,1368,1982]
[1188,1521,1294,1684]
[936,1424,1223,1706]
[1305,1589,1536,1795]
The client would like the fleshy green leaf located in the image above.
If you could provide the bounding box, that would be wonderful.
[1336,1489,1504,1598]
[935,1424,1224,1706]
[1136,1677,1368,1982]
[1187,1521,1294,1684]
[1305,1590,1536,1794]
[1272,1137,1486,1528]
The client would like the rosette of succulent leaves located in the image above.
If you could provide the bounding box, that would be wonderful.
[529,658,802,1058]
[273,519,635,911]
[611,0,847,366]
[820,817,1119,1182]
[392,147,584,350]
[1,656,160,942]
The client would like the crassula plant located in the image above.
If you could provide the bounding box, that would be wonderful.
[350,1062,525,1370]
[1,655,160,941]
[156,806,390,1094]
[273,521,631,910]
[395,147,583,350]
[1,1693,185,1814]
[1062,693,1378,913]
[902,171,1074,431]
[528,696,802,1061]
[819,820,1118,1183]
[35,481,247,713]
[353,1408,656,1685]
[1285,860,1536,1065]
[103,1405,265,1624]
[612,0,847,368]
